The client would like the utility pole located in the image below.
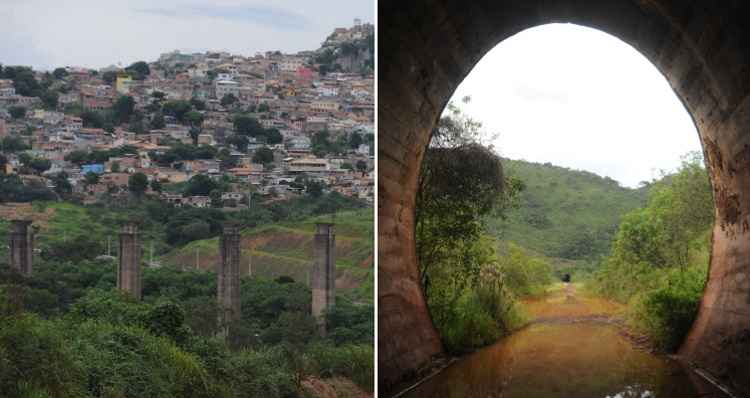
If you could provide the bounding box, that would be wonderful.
[195,247,199,270]
[107,236,111,256]
[247,247,253,276]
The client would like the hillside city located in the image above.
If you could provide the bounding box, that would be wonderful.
[0,20,374,209]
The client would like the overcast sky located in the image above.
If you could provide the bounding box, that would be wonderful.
[450,24,702,188]
[0,0,373,70]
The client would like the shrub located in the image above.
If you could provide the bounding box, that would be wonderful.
[0,314,85,398]
[62,320,213,398]
[228,347,296,398]
[628,265,706,352]
[306,342,374,392]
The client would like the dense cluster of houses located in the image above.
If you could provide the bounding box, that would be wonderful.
[0,22,374,207]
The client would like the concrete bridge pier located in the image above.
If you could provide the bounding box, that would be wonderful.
[312,222,336,335]
[218,223,242,332]
[9,219,34,276]
[117,222,142,299]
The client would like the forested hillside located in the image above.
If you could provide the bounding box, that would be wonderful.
[0,194,374,397]
[489,159,648,266]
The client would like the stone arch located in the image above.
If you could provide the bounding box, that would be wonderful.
[378,0,750,394]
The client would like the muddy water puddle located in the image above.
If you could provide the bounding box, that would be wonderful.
[404,285,699,398]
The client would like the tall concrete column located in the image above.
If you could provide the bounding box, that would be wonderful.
[9,220,33,276]
[312,222,335,335]
[117,223,141,299]
[218,223,241,329]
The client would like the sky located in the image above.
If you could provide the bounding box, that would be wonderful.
[0,0,373,70]
[450,23,702,188]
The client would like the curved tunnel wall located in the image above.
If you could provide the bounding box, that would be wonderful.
[378,0,750,394]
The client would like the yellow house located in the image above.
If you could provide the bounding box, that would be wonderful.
[116,74,133,94]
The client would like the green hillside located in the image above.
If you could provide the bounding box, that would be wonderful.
[489,158,648,267]
[162,210,374,301]
[0,202,373,302]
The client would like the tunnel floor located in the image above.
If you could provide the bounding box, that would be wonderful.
[400,284,713,398]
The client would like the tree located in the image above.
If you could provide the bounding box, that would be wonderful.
[110,162,121,173]
[20,155,51,175]
[150,113,165,129]
[226,134,249,152]
[63,102,83,116]
[220,94,238,108]
[608,152,714,269]
[53,67,68,80]
[81,110,104,128]
[185,111,203,127]
[102,71,117,85]
[349,132,363,149]
[233,115,264,137]
[52,172,72,197]
[416,101,515,293]
[356,160,368,172]
[257,103,270,113]
[184,174,218,196]
[265,128,283,145]
[210,189,222,208]
[9,106,26,119]
[162,100,192,123]
[189,127,201,146]
[150,179,162,193]
[4,66,41,97]
[41,90,58,110]
[190,98,206,111]
[128,172,149,197]
[0,136,28,152]
[311,130,337,156]
[252,147,274,165]
[84,172,100,186]
[305,179,324,197]
[114,95,135,124]
[128,119,145,134]
[151,91,166,101]
[125,61,150,80]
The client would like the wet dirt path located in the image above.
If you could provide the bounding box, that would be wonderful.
[402,283,701,398]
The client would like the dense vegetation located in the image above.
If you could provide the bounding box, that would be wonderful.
[417,101,552,354]
[0,262,373,397]
[489,159,647,271]
[418,99,711,359]
[589,152,713,351]
[0,192,373,396]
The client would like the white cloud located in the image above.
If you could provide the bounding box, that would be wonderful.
[0,0,373,70]
[450,23,701,188]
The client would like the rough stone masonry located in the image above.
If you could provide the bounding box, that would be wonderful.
[312,222,335,335]
[117,223,142,299]
[218,223,241,328]
[9,219,34,276]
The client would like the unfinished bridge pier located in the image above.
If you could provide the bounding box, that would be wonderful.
[312,222,336,335]
[218,222,242,332]
[9,219,34,276]
[379,0,750,394]
[117,222,142,299]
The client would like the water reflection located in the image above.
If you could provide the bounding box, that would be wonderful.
[404,287,699,398]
